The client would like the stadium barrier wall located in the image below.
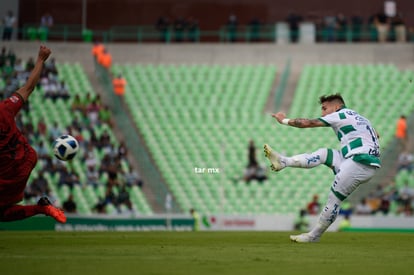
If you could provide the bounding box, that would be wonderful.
[2,215,414,232]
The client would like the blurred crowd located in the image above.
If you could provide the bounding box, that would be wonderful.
[1,47,144,215]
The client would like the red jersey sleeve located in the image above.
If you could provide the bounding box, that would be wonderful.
[1,93,24,117]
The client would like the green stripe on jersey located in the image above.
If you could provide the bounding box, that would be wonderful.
[339,113,346,119]
[340,125,356,134]
[331,187,347,201]
[353,154,381,167]
[318,118,330,126]
[325,149,333,167]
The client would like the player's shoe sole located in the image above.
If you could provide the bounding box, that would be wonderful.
[263,144,283,171]
[290,233,320,243]
[38,197,67,223]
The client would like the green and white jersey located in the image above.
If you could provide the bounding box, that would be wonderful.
[318,108,381,168]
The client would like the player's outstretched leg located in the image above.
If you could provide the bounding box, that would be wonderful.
[263,144,285,171]
[264,146,331,172]
[0,197,66,223]
[290,191,341,243]
[290,233,320,243]
[37,197,67,223]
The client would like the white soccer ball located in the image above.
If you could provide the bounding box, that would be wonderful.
[52,134,79,161]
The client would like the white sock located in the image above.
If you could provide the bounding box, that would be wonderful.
[309,191,342,237]
[283,148,328,168]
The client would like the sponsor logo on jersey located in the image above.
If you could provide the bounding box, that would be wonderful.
[10,95,19,103]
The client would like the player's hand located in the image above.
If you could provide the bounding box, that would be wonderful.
[38,45,51,62]
[271,112,286,124]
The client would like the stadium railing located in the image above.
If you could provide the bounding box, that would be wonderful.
[16,23,414,43]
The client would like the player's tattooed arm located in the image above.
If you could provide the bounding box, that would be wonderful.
[290,118,326,128]
[271,112,326,128]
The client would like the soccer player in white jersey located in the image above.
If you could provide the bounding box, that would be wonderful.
[264,93,380,243]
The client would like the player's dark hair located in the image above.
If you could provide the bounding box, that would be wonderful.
[319,93,345,106]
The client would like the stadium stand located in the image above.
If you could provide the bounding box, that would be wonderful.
[18,61,153,216]
[3,42,414,217]
[111,62,414,215]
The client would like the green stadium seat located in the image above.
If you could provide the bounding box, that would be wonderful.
[113,62,414,215]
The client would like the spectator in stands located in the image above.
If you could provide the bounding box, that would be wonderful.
[49,121,63,141]
[62,194,77,213]
[2,59,14,79]
[71,94,84,113]
[117,141,128,160]
[103,185,117,206]
[294,209,309,231]
[339,200,353,216]
[106,161,121,188]
[77,93,93,116]
[373,9,390,42]
[21,121,38,144]
[248,17,261,42]
[116,185,133,213]
[323,13,337,42]
[84,145,98,168]
[42,156,57,176]
[91,40,105,62]
[307,194,321,215]
[243,163,267,183]
[24,171,50,201]
[0,47,7,68]
[377,194,391,215]
[397,182,414,206]
[99,104,113,127]
[226,13,238,42]
[285,11,302,43]
[393,13,407,42]
[56,80,70,100]
[397,202,413,216]
[190,208,200,231]
[395,115,408,152]
[93,196,107,214]
[354,198,373,215]
[124,166,144,188]
[243,139,268,183]
[44,57,58,76]
[98,154,112,176]
[247,139,258,167]
[397,150,413,172]
[2,10,17,40]
[86,98,101,126]
[6,48,15,67]
[99,130,112,153]
[112,74,127,97]
[155,16,170,42]
[173,17,186,42]
[42,77,58,101]
[57,166,80,189]
[336,13,348,42]
[13,58,25,77]
[37,119,47,136]
[40,12,54,30]
[86,165,100,189]
[34,140,49,160]
[337,214,351,231]
[97,48,112,71]
[25,56,35,72]
[187,17,199,42]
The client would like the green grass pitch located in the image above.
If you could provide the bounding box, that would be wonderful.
[1,231,414,275]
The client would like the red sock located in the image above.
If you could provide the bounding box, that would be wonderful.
[0,205,44,222]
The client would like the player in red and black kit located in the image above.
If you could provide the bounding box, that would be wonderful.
[0,45,66,223]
